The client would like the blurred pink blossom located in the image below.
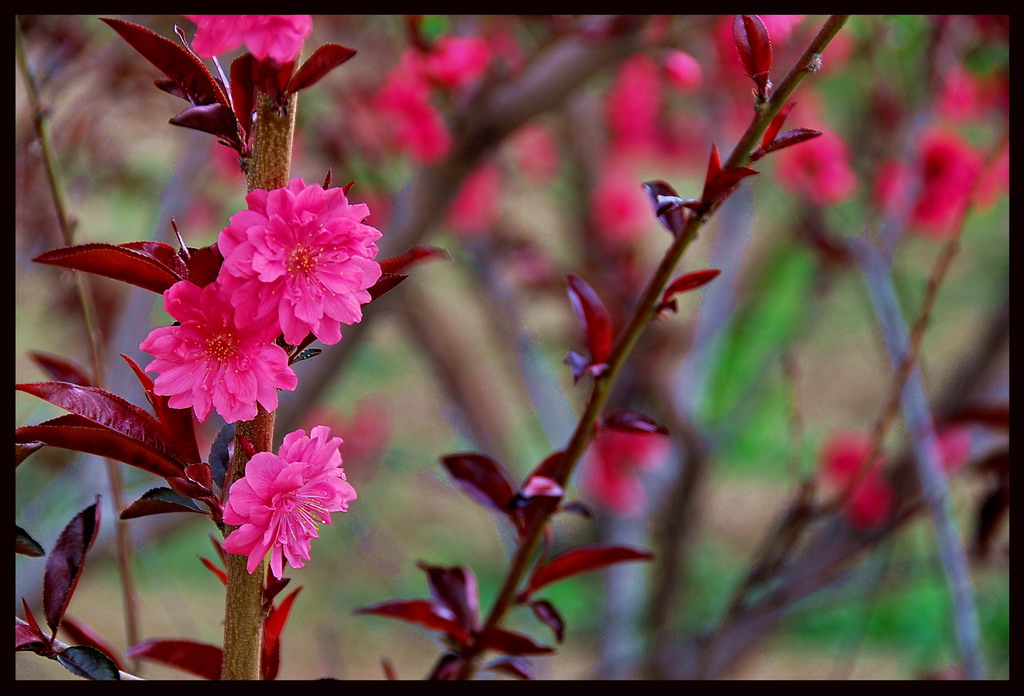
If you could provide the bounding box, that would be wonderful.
[374,66,451,164]
[510,124,560,183]
[607,53,662,155]
[140,280,297,423]
[446,162,502,237]
[775,131,858,205]
[875,129,982,238]
[186,15,312,63]
[591,160,651,244]
[582,428,670,517]
[224,426,357,579]
[819,430,893,530]
[421,36,491,89]
[217,177,382,346]
[664,49,702,92]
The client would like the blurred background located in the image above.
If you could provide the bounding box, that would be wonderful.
[16,15,1008,679]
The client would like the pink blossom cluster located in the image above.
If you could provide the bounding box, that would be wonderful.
[186,15,312,63]
[140,178,382,424]
[223,426,357,578]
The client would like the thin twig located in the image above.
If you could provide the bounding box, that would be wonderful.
[15,16,141,672]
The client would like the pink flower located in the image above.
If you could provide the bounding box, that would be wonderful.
[217,177,383,346]
[223,426,357,578]
[140,280,297,423]
[819,430,893,530]
[421,36,491,89]
[186,15,313,63]
[510,124,560,183]
[775,131,858,205]
[937,426,972,475]
[446,163,502,237]
[591,159,652,243]
[373,66,452,164]
[607,54,662,155]
[582,428,670,517]
[875,130,982,238]
[973,142,1009,210]
[664,50,702,92]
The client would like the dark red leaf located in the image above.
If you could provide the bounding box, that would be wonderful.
[121,354,201,464]
[602,409,669,435]
[16,621,49,653]
[120,487,205,519]
[704,143,723,189]
[379,245,451,275]
[185,463,213,490]
[946,405,1010,431]
[416,562,479,634]
[167,476,212,500]
[263,577,291,607]
[16,382,183,470]
[761,101,796,148]
[520,476,563,499]
[287,42,357,93]
[60,616,125,672]
[657,269,721,313]
[642,181,694,236]
[566,274,613,366]
[126,639,222,680]
[33,243,186,294]
[198,556,227,585]
[529,600,565,643]
[733,14,772,79]
[753,128,822,161]
[209,533,227,566]
[381,657,398,680]
[182,244,223,288]
[525,545,653,597]
[476,628,554,656]
[16,525,45,557]
[229,53,256,142]
[43,499,101,639]
[485,657,535,680]
[262,587,301,680]
[322,168,333,189]
[16,441,45,467]
[355,599,470,646]
[703,166,759,207]
[342,180,355,195]
[122,241,190,278]
[367,272,409,301]
[428,652,464,680]
[16,414,184,480]
[101,18,228,107]
[440,453,517,514]
[153,78,188,100]
[29,352,93,387]
[56,645,121,680]
[169,103,239,143]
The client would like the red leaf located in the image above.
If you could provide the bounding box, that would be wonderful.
[476,628,554,656]
[602,409,669,435]
[16,415,184,480]
[16,441,45,467]
[525,545,653,597]
[43,499,101,640]
[169,103,239,143]
[126,639,223,680]
[287,43,357,93]
[381,657,398,680]
[416,562,479,634]
[379,245,451,275]
[33,243,186,294]
[355,599,470,646]
[566,274,613,366]
[754,128,822,160]
[367,272,409,301]
[946,405,1010,431]
[440,453,517,514]
[485,657,535,680]
[702,166,759,207]
[121,354,201,464]
[16,382,183,469]
[29,352,92,387]
[529,600,565,643]
[16,525,45,557]
[119,487,205,519]
[17,600,48,652]
[60,616,125,672]
[101,18,228,107]
[262,587,302,680]
[704,143,723,190]
[229,53,256,142]
[642,181,694,236]
[761,101,796,148]
[182,244,223,287]
[733,14,772,79]
[657,269,721,313]
[197,556,227,585]
[428,652,464,680]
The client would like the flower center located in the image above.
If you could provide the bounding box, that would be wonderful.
[204,332,238,364]
[286,245,320,278]
[282,489,330,539]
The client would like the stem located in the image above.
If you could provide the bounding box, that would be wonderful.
[16,617,144,680]
[16,16,142,672]
[453,14,850,679]
[220,86,297,681]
